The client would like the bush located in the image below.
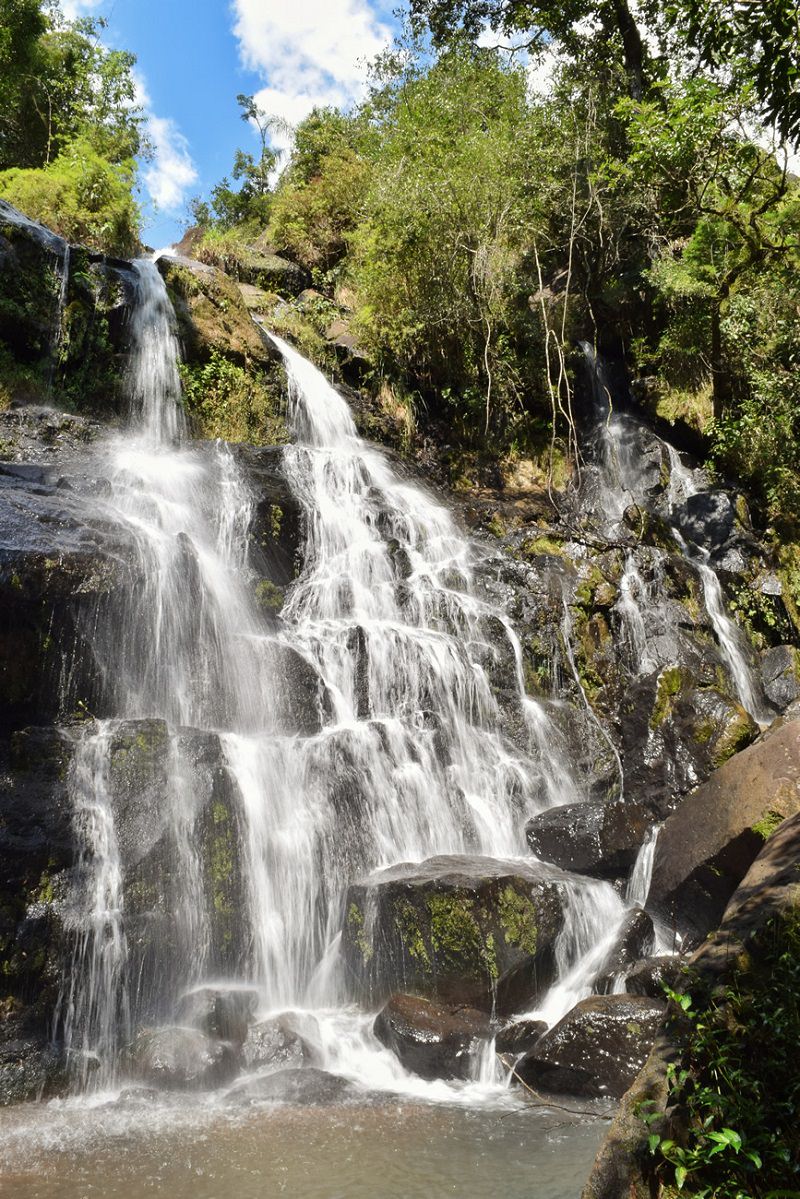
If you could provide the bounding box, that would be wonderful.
[0,139,139,255]
[178,350,287,446]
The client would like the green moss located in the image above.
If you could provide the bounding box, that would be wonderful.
[347,902,373,964]
[752,809,785,842]
[426,891,497,979]
[521,534,565,558]
[255,578,285,612]
[393,899,430,969]
[651,666,684,728]
[711,708,756,767]
[497,886,539,957]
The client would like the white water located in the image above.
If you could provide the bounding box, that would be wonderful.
[54,267,625,1103]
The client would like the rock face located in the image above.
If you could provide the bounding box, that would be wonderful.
[176,987,259,1044]
[127,1027,238,1091]
[624,956,686,1000]
[341,856,567,1015]
[516,995,666,1099]
[373,993,491,1080]
[526,801,651,880]
[495,1018,547,1057]
[648,720,800,943]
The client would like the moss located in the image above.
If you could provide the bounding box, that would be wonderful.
[522,534,565,558]
[393,899,430,969]
[650,666,684,729]
[710,707,756,767]
[497,886,538,957]
[255,578,285,612]
[752,809,785,842]
[426,891,497,979]
[574,563,606,609]
[347,902,373,964]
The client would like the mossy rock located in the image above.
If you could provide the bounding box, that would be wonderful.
[341,855,566,1015]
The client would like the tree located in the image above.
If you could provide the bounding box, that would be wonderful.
[667,0,800,147]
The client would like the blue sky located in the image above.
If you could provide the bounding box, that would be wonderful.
[63,0,400,247]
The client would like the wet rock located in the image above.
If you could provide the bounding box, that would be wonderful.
[127,1026,238,1091]
[594,909,655,994]
[0,1011,68,1105]
[226,1066,359,1107]
[516,995,666,1099]
[761,645,800,711]
[341,855,566,1015]
[648,720,800,944]
[624,956,686,1000]
[241,1016,311,1072]
[525,801,651,880]
[495,1018,547,1057]
[176,987,259,1044]
[373,993,491,1081]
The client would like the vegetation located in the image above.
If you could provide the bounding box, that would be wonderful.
[0,0,143,253]
[642,910,800,1196]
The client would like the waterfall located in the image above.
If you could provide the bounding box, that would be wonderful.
[58,268,612,1095]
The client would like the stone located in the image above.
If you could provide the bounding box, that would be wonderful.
[624,956,686,1000]
[594,909,655,994]
[127,1026,239,1091]
[373,993,491,1081]
[495,1018,547,1058]
[225,1067,359,1107]
[516,995,666,1099]
[341,855,566,1015]
[761,645,800,711]
[176,987,259,1044]
[648,720,800,944]
[241,1016,310,1073]
[525,801,651,880]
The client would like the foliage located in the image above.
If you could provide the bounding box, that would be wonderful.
[0,2,144,171]
[643,911,800,1196]
[0,139,139,255]
[178,350,288,445]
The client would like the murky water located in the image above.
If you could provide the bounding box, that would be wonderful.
[0,1098,607,1199]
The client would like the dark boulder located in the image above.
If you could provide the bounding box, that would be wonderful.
[225,1066,359,1107]
[526,801,651,880]
[516,995,666,1099]
[594,909,655,994]
[495,1018,547,1058]
[648,720,800,944]
[0,1010,68,1105]
[241,1016,311,1073]
[341,855,567,1016]
[624,956,686,1000]
[761,646,800,712]
[176,987,259,1045]
[126,1026,238,1091]
[373,993,491,1081]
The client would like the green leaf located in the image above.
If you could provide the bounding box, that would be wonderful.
[648,1134,661,1154]
[675,1164,688,1189]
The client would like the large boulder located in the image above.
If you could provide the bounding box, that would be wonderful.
[241,1016,311,1073]
[495,1018,547,1058]
[373,993,491,1081]
[624,956,686,1000]
[761,645,800,711]
[647,719,800,944]
[341,855,567,1015]
[126,1026,238,1091]
[526,800,651,880]
[226,1066,359,1107]
[516,995,666,1099]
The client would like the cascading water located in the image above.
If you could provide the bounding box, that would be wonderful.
[55,266,629,1101]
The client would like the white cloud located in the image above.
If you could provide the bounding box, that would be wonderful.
[231,0,391,150]
[60,0,104,18]
[143,115,198,212]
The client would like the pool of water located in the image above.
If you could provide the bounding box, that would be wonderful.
[0,1095,608,1199]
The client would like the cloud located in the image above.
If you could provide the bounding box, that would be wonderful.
[60,0,104,18]
[143,116,198,212]
[231,0,391,149]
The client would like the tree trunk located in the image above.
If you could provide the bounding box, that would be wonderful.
[610,0,646,100]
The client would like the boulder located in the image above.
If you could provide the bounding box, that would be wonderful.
[341,855,567,1015]
[127,1026,238,1091]
[495,1018,547,1058]
[176,987,259,1044]
[225,1066,359,1107]
[526,801,651,880]
[761,645,800,711]
[516,995,666,1099]
[241,1016,310,1073]
[594,908,655,994]
[648,720,800,943]
[373,993,491,1081]
[624,956,686,1000]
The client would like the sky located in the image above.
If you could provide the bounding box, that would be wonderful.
[61,0,400,248]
